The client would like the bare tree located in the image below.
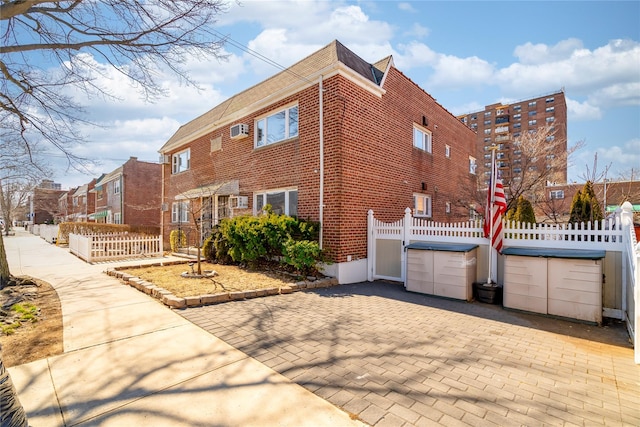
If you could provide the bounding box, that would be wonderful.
[457,125,583,221]
[1,0,229,169]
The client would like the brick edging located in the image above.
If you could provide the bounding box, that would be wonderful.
[104,263,339,309]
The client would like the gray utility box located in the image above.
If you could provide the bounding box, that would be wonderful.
[405,242,478,301]
[502,247,605,324]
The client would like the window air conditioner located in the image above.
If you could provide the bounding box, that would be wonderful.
[230,124,249,139]
[229,196,248,209]
[159,154,170,164]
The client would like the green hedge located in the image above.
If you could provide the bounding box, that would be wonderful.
[207,212,322,275]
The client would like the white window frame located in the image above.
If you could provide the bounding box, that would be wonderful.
[413,193,432,218]
[255,104,299,148]
[445,144,451,158]
[469,156,477,175]
[113,212,122,224]
[172,149,190,174]
[445,202,451,214]
[550,190,565,199]
[254,188,298,216]
[413,125,432,153]
[171,201,189,223]
[113,179,121,195]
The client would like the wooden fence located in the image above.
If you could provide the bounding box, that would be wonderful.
[69,233,162,263]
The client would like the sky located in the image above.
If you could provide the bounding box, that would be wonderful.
[48,0,640,190]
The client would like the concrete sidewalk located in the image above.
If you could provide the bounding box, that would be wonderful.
[5,230,362,426]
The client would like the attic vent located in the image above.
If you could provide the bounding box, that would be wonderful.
[230,124,249,139]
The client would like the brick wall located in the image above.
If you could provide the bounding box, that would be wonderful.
[162,67,476,261]
[123,158,162,228]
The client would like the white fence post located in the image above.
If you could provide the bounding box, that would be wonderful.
[367,209,374,282]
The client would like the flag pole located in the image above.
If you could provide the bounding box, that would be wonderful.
[487,145,498,284]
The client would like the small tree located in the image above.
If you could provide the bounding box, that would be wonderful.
[569,181,603,223]
[507,195,536,224]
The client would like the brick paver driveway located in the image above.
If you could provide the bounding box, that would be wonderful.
[181,282,639,426]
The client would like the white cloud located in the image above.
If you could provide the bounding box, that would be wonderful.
[566,97,602,121]
[398,2,416,13]
[428,54,495,88]
[499,39,640,105]
[404,23,430,39]
[571,138,640,181]
[394,42,437,69]
[513,38,585,65]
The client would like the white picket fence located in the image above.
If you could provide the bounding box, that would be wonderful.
[69,233,162,263]
[368,202,639,363]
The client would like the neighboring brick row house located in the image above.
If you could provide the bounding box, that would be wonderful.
[91,157,161,229]
[158,40,478,283]
[541,180,640,223]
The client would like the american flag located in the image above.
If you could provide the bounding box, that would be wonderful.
[484,164,507,252]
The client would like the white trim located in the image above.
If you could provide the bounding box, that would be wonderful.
[321,259,368,284]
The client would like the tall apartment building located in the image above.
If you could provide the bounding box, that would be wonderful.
[458,90,567,187]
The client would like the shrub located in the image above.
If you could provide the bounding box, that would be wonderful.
[216,213,323,269]
[169,229,186,252]
[202,234,216,261]
[283,238,321,275]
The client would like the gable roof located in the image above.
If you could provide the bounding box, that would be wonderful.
[160,40,392,153]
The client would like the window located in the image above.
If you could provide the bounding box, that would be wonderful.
[546,117,555,123]
[461,117,467,123]
[513,105,521,111]
[528,119,537,126]
[255,105,299,147]
[483,137,491,143]
[413,194,432,217]
[413,126,432,152]
[470,123,477,130]
[545,106,555,112]
[469,157,477,174]
[114,213,122,224]
[171,201,189,223]
[72,197,78,207]
[513,123,521,129]
[255,188,298,216]
[445,202,451,214]
[113,179,121,194]
[528,101,537,107]
[471,114,477,120]
[528,110,537,116]
[172,149,190,174]
[484,120,491,125]
[546,97,555,103]
[445,144,451,158]
[484,128,491,135]
[513,113,521,120]
[546,135,555,142]
[96,187,103,200]
[484,111,491,117]
[469,204,480,221]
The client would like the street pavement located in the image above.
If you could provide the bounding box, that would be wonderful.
[4,230,363,426]
[181,281,640,426]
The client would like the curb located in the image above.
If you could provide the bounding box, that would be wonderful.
[105,262,339,309]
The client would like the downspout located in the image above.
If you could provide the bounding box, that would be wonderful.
[160,158,165,251]
[319,75,324,250]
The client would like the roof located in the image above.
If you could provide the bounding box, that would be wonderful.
[95,166,123,187]
[160,40,392,153]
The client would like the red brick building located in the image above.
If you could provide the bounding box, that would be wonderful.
[458,90,568,187]
[92,157,161,228]
[159,40,477,283]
